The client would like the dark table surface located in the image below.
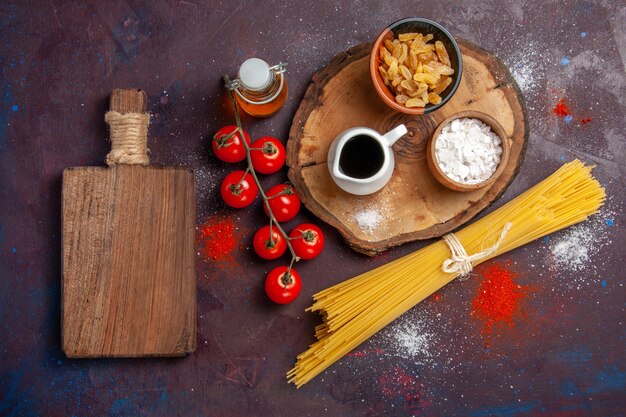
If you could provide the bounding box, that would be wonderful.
[1,1,625,416]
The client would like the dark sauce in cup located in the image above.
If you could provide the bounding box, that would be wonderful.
[338,135,384,179]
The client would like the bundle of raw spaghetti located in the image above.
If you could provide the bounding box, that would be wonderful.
[288,160,605,387]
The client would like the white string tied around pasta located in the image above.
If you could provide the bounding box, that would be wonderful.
[442,222,512,275]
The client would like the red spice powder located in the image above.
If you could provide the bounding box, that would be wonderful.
[580,117,592,125]
[552,98,570,117]
[378,366,422,402]
[196,217,238,261]
[471,262,528,336]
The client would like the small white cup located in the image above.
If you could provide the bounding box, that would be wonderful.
[327,124,408,195]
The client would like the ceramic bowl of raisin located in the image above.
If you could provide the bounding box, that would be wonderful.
[370,18,463,115]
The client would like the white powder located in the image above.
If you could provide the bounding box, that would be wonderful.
[390,320,433,361]
[435,118,503,184]
[508,55,542,93]
[378,315,434,364]
[355,209,383,233]
[500,38,546,113]
[550,228,591,271]
[545,203,617,290]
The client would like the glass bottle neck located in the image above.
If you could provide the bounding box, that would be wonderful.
[240,72,278,96]
[230,63,287,105]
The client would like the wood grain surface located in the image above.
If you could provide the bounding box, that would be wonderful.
[61,90,196,357]
[287,40,528,255]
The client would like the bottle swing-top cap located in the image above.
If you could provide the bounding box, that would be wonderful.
[225,58,287,110]
[238,58,272,91]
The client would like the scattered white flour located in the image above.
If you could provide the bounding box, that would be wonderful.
[509,60,539,93]
[546,203,617,289]
[355,209,383,234]
[385,319,434,362]
[502,40,545,95]
[435,118,502,184]
[550,227,592,272]
[373,308,467,371]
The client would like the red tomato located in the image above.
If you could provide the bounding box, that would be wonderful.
[265,266,302,304]
[253,225,287,260]
[263,184,301,222]
[220,170,258,208]
[250,136,286,174]
[212,125,251,163]
[289,223,325,260]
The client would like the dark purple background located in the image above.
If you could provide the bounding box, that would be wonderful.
[1,1,624,416]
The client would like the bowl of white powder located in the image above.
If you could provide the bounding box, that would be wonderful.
[426,111,510,192]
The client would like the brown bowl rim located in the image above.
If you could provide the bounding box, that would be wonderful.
[426,110,511,192]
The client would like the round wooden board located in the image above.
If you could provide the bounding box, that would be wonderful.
[286,40,528,256]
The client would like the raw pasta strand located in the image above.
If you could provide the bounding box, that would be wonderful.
[288,160,605,388]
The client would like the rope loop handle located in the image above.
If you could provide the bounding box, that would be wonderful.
[104,111,150,166]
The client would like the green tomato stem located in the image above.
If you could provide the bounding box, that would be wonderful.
[234,167,250,190]
[281,271,293,288]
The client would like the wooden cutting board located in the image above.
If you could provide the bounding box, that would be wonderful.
[62,89,196,357]
[287,40,527,256]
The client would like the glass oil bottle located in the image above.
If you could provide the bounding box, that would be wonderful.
[226,58,287,118]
